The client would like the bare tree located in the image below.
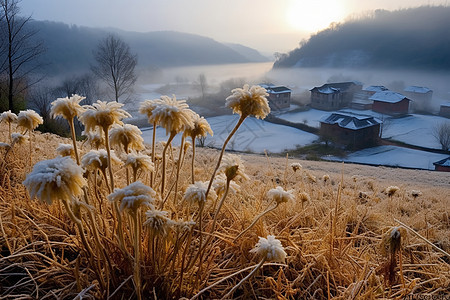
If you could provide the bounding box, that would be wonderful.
[91,34,137,103]
[0,0,45,113]
[432,122,450,151]
[196,73,207,101]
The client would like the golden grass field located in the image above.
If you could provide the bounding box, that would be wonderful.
[0,120,449,299]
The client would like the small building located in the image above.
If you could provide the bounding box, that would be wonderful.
[439,102,450,118]
[370,91,411,115]
[310,81,363,111]
[433,157,450,172]
[350,86,388,110]
[260,84,291,110]
[403,86,433,112]
[319,113,381,149]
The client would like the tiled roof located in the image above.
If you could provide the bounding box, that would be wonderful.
[433,157,450,167]
[320,113,381,130]
[404,86,432,93]
[370,91,410,103]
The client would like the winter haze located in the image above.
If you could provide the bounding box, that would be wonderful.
[20,0,447,54]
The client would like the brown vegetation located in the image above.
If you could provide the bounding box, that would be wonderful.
[0,120,449,299]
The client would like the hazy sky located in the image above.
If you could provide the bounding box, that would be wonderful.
[20,0,448,54]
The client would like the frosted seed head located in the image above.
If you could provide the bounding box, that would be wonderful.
[250,235,287,262]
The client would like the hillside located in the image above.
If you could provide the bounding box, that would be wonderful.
[31,21,268,74]
[273,6,450,70]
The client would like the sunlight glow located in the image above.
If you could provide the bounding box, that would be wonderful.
[287,0,347,32]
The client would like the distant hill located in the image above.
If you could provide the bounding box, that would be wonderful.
[31,21,268,75]
[273,6,450,70]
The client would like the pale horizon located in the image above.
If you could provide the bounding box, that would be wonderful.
[20,0,449,55]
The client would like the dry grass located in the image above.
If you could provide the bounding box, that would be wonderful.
[1,121,449,299]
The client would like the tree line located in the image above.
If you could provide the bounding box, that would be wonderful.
[273,6,450,70]
[1,0,137,117]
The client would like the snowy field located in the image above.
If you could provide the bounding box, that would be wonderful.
[277,108,448,149]
[324,145,448,170]
[140,114,319,153]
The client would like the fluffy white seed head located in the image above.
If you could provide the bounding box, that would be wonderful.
[183,113,213,139]
[290,163,302,172]
[23,156,86,205]
[107,181,157,214]
[11,133,27,145]
[109,124,144,152]
[51,94,86,120]
[0,110,18,124]
[267,186,295,205]
[17,110,43,132]
[218,154,249,182]
[149,95,195,135]
[250,235,287,263]
[79,100,131,133]
[81,149,120,171]
[225,84,270,119]
[124,152,154,173]
[183,181,217,206]
[56,143,75,158]
[144,209,174,237]
[385,186,400,197]
[213,174,240,198]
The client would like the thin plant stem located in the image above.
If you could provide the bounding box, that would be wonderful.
[161,131,176,204]
[220,258,266,300]
[174,136,185,204]
[234,202,278,242]
[150,121,156,187]
[204,115,246,203]
[191,136,196,184]
[133,212,142,300]
[69,117,80,165]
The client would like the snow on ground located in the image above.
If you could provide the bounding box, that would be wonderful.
[277,108,448,150]
[140,114,319,153]
[324,145,448,170]
[276,108,329,127]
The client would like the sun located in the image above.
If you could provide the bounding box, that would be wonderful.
[287,0,346,33]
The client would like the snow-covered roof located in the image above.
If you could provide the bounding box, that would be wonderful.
[433,157,450,167]
[440,102,450,108]
[318,87,340,94]
[370,91,410,103]
[260,84,291,94]
[404,86,432,93]
[364,85,388,92]
[320,113,381,130]
[311,81,363,93]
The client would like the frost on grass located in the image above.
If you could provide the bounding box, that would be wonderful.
[183,112,213,139]
[81,149,120,171]
[17,109,43,132]
[124,152,154,173]
[56,143,75,158]
[109,124,144,152]
[51,94,86,120]
[147,95,194,135]
[0,110,18,123]
[250,235,287,263]
[79,100,131,132]
[225,84,270,119]
[144,209,174,237]
[23,156,86,205]
[218,154,249,182]
[183,181,217,206]
[108,181,157,214]
[267,186,295,205]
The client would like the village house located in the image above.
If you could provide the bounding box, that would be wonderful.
[351,85,388,110]
[259,84,291,110]
[370,91,411,115]
[403,86,433,112]
[310,81,363,111]
[319,113,381,149]
[439,102,450,118]
[433,157,450,172]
